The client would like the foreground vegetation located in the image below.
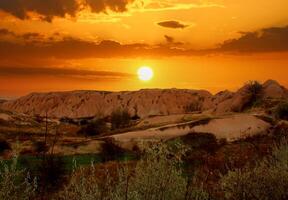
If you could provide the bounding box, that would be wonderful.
[1,123,288,200]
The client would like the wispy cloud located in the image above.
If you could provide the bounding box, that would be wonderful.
[0,66,134,81]
[132,0,225,13]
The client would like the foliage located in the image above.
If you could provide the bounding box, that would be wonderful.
[220,142,288,200]
[185,101,202,113]
[0,139,11,154]
[0,156,36,200]
[100,138,128,162]
[127,142,187,200]
[243,80,263,109]
[78,118,108,136]
[275,102,288,120]
[111,109,131,130]
[54,142,209,200]
[181,132,220,153]
[33,141,49,154]
[246,80,263,97]
[35,154,68,194]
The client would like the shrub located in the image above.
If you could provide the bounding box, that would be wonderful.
[181,132,219,153]
[78,118,108,136]
[127,143,187,200]
[243,80,263,109]
[111,109,131,130]
[246,80,263,97]
[53,163,110,200]
[32,155,67,195]
[100,138,127,162]
[55,142,209,200]
[275,102,288,120]
[185,102,201,113]
[33,141,49,154]
[0,157,36,200]
[0,140,11,154]
[220,142,288,200]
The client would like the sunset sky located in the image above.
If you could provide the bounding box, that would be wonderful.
[0,0,288,97]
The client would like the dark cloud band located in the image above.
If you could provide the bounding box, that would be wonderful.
[0,66,133,81]
[0,0,135,22]
[219,26,288,52]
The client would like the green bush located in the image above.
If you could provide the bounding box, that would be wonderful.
[275,102,288,120]
[55,142,209,200]
[220,142,288,200]
[0,157,36,200]
[111,109,131,130]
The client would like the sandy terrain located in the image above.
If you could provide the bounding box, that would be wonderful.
[111,114,271,149]
[0,113,11,121]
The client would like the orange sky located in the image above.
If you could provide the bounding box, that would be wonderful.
[0,0,288,96]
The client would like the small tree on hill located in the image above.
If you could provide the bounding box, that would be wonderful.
[244,80,263,109]
[111,109,131,130]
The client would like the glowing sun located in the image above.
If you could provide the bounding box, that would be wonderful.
[137,66,154,81]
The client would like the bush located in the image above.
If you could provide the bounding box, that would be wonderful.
[220,142,288,200]
[33,141,49,154]
[243,80,263,109]
[34,155,67,195]
[181,132,219,153]
[55,142,209,200]
[275,102,288,120]
[185,102,202,113]
[111,109,131,130]
[0,157,36,200]
[78,118,108,136]
[127,143,187,200]
[100,138,127,162]
[0,140,11,154]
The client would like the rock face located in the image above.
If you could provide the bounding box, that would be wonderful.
[213,80,288,114]
[0,89,214,119]
[1,80,287,119]
[0,99,7,105]
[262,80,288,99]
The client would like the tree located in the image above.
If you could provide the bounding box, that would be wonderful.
[111,109,131,130]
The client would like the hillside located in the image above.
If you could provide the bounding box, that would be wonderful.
[1,80,287,119]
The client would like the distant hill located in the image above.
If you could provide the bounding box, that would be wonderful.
[1,80,287,119]
[0,99,7,105]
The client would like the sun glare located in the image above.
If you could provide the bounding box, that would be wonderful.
[137,66,154,81]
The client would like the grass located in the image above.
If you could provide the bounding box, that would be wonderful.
[1,152,137,172]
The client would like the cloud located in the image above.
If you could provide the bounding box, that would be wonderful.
[0,29,188,60]
[85,0,135,13]
[0,66,133,81]
[157,20,188,29]
[0,28,15,36]
[219,26,288,52]
[136,1,225,12]
[164,35,174,43]
[0,0,136,22]
[2,25,288,63]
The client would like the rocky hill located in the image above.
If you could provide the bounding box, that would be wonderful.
[1,80,287,119]
[0,89,214,118]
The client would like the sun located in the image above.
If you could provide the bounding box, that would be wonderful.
[137,66,154,81]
